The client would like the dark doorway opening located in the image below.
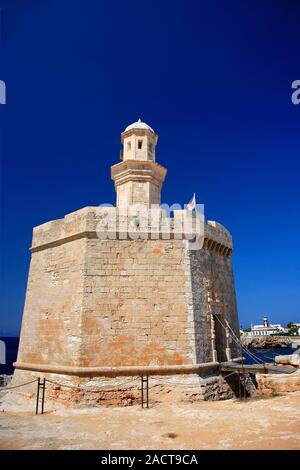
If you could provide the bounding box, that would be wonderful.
[213,314,227,362]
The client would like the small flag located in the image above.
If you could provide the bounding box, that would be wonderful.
[187,193,196,211]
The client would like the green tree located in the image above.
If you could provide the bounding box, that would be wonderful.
[288,326,299,335]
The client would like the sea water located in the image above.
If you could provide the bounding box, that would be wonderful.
[0,337,20,375]
[243,347,295,364]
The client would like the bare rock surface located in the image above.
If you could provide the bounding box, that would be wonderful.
[241,336,292,349]
[256,370,300,396]
[275,349,300,368]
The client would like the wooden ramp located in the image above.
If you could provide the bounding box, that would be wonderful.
[219,361,297,375]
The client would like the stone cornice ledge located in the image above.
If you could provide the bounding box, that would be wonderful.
[30,230,97,253]
[30,229,231,253]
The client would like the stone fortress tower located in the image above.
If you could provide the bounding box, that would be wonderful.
[10,119,241,405]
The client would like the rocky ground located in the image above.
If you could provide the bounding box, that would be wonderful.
[0,391,299,450]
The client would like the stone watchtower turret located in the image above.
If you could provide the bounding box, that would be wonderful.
[8,119,240,407]
[111,119,167,207]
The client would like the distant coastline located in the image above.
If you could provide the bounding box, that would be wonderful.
[241,335,300,349]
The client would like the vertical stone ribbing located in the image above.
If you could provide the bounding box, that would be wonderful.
[183,240,197,363]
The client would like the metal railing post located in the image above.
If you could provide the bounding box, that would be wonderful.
[141,375,149,409]
[41,378,46,414]
[146,375,149,409]
[35,377,40,414]
[141,375,144,408]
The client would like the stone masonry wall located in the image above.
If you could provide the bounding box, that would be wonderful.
[78,238,195,367]
[15,206,239,374]
[16,238,86,367]
[16,235,197,369]
[189,246,240,363]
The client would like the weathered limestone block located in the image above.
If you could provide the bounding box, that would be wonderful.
[275,352,300,368]
[256,370,300,396]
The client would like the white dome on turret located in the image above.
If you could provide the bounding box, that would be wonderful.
[124,118,154,133]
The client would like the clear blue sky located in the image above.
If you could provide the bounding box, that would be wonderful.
[0,0,299,335]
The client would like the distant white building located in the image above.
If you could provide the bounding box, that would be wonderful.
[249,317,285,336]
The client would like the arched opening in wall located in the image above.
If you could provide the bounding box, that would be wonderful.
[213,313,227,363]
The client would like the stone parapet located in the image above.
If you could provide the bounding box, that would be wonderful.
[30,206,232,254]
